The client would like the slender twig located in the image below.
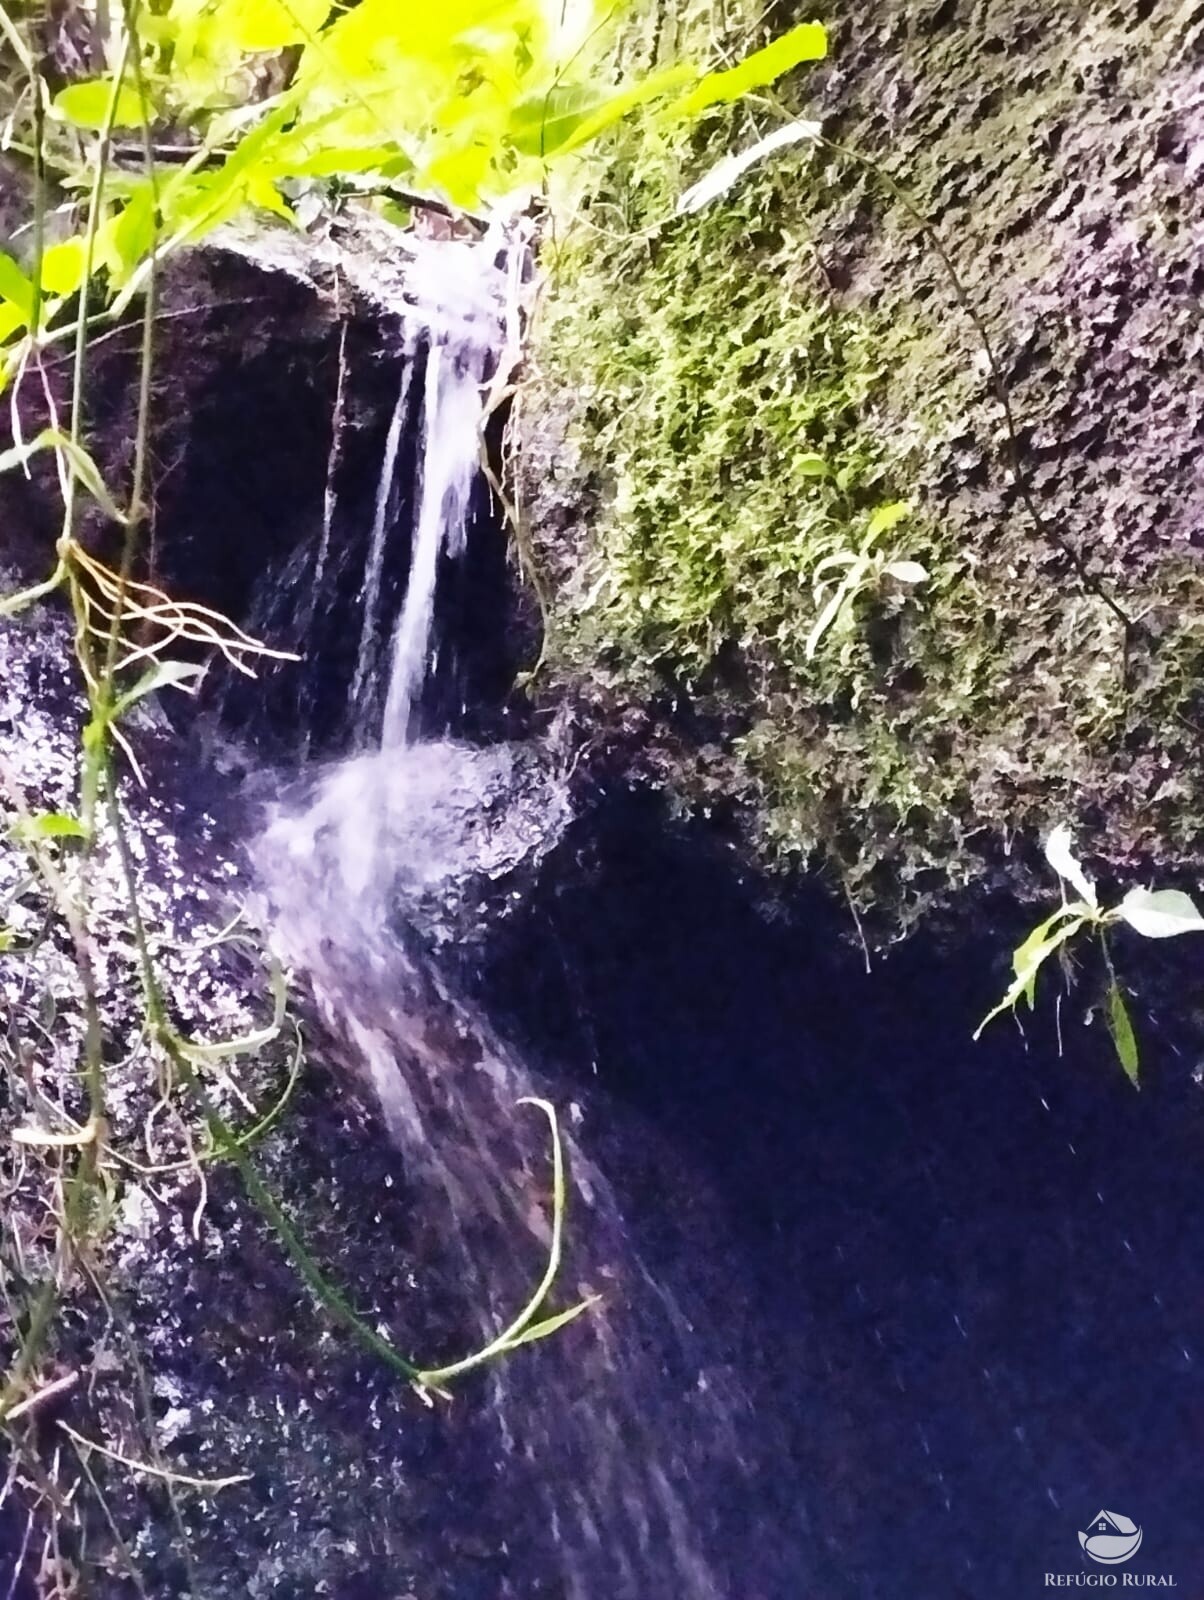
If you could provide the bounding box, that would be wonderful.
[59,1423,250,1492]
[4,1370,78,1423]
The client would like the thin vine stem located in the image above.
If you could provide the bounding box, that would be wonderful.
[814,133,1134,636]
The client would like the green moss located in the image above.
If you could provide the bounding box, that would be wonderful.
[526,4,1204,927]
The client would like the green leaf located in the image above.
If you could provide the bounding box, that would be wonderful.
[110,189,157,279]
[0,301,25,345]
[1117,887,1204,939]
[1106,979,1140,1087]
[501,1296,601,1350]
[974,906,1087,1038]
[38,237,87,298]
[796,453,829,477]
[559,64,698,150]
[12,812,89,843]
[0,251,34,321]
[112,659,206,721]
[282,143,402,178]
[0,429,126,523]
[54,79,147,130]
[0,928,12,952]
[510,84,604,156]
[246,174,295,225]
[227,0,332,50]
[511,66,694,158]
[668,22,827,119]
[866,500,912,540]
[1015,906,1087,1006]
[180,101,294,214]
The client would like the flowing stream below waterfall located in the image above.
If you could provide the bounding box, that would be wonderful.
[66,229,1202,1598]
[244,232,792,1599]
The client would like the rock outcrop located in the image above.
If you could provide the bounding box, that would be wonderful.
[526,0,1204,928]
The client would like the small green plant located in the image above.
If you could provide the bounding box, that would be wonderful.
[806,500,925,661]
[975,824,1204,1084]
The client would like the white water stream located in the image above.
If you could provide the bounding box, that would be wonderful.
[349,348,414,722]
[380,336,486,747]
[252,234,788,1598]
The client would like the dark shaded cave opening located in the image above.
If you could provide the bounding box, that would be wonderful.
[161,327,522,759]
[152,343,338,632]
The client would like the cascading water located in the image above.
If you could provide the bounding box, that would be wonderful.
[349,346,414,725]
[380,336,486,749]
[253,232,805,1598]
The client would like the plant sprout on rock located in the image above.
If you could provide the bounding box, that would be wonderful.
[975,825,1204,1085]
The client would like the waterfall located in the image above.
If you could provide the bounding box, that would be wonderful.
[252,231,804,1598]
[380,336,487,748]
[356,228,506,750]
[349,347,414,725]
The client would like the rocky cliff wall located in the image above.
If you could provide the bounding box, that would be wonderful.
[526,0,1204,930]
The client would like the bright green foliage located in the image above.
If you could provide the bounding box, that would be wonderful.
[0,1,829,354]
[976,825,1204,1084]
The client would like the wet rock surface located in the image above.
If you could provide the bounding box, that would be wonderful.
[0,599,603,1599]
[4,590,1204,1599]
[255,738,577,971]
[525,0,1204,922]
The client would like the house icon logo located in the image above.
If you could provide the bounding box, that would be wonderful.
[1079,1511,1143,1565]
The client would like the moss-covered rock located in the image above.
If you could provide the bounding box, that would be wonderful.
[525,0,1204,930]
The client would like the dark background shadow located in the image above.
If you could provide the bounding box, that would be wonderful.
[480,799,1204,1598]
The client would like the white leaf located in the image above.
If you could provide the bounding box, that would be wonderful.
[677,120,821,215]
[1044,824,1097,909]
[883,560,928,584]
[806,569,861,659]
[1117,887,1204,939]
[112,659,205,720]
